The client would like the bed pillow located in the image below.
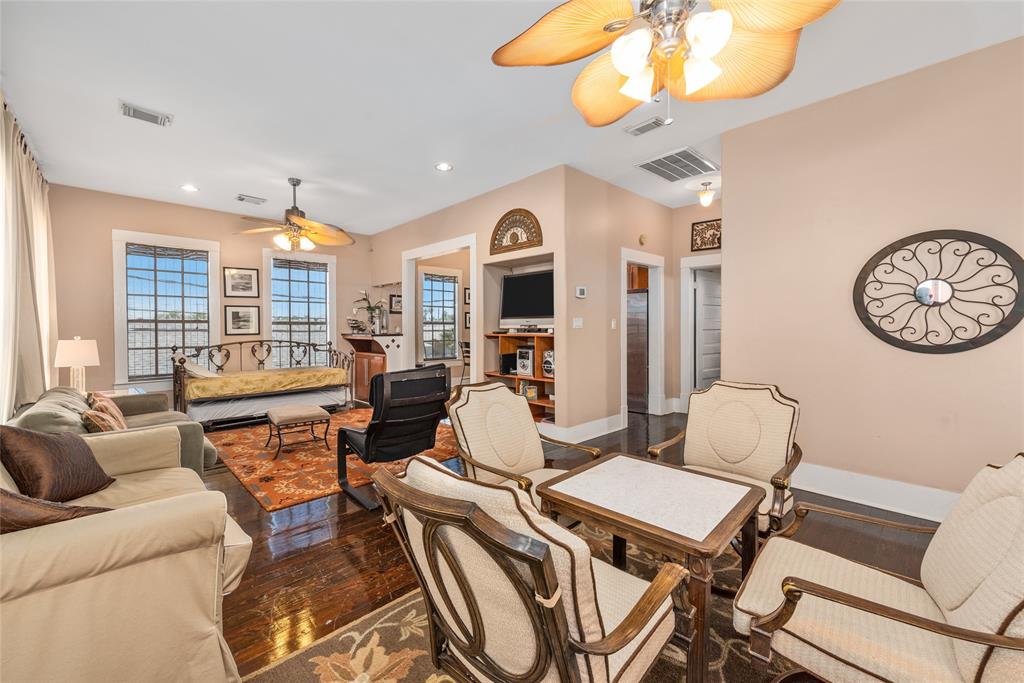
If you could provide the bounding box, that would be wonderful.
[1,488,110,534]
[171,353,219,378]
[0,426,115,502]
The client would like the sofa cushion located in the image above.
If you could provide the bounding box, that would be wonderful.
[123,411,193,429]
[0,426,115,502]
[0,488,110,534]
[70,467,204,508]
[9,387,91,435]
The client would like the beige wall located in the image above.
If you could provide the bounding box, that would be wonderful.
[48,184,373,390]
[721,38,1024,492]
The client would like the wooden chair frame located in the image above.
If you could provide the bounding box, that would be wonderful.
[372,465,687,682]
[445,381,602,498]
[747,458,1024,682]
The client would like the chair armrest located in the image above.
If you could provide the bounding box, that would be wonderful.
[458,448,533,492]
[539,434,601,459]
[0,491,227,602]
[107,392,170,416]
[749,576,1024,662]
[778,502,938,538]
[82,426,182,476]
[770,442,803,489]
[647,430,685,460]
[569,562,687,656]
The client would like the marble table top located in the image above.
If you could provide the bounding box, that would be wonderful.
[545,454,756,543]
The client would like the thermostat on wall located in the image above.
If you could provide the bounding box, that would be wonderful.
[575,286,587,299]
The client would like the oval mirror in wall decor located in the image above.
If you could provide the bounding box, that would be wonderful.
[853,230,1024,353]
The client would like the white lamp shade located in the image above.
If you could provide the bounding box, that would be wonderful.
[618,65,655,102]
[298,236,316,251]
[698,188,716,207]
[611,27,653,77]
[685,10,733,60]
[54,337,100,367]
[273,234,293,251]
[684,57,723,95]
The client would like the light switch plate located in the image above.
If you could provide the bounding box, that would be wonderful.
[575,286,587,299]
[572,317,583,329]
[611,318,616,330]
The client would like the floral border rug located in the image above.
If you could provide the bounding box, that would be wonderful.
[244,526,791,682]
[207,408,458,511]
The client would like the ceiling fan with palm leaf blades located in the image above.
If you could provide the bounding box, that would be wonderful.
[493,0,842,127]
[237,177,354,251]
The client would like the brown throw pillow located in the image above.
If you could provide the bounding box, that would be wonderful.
[88,393,128,430]
[0,426,115,502]
[0,488,110,534]
[82,410,121,433]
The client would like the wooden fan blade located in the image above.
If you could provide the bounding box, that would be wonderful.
[306,228,355,247]
[493,0,633,66]
[572,52,663,127]
[712,0,841,33]
[237,226,285,234]
[241,215,285,223]
[667,28,800,101]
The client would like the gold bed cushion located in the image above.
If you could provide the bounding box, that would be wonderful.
[184,366,348,401]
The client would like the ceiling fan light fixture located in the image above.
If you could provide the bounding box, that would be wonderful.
[684,57,722,95]
[273,233,293,251]
[298,236,316,251]
[698,181,716,207]
[685,10,733,60]
[619,65,655,102]
[611,27,653,77]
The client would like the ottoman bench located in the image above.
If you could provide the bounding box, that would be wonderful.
[265,404,331,459]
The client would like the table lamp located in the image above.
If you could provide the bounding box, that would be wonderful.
[54,336,100,394]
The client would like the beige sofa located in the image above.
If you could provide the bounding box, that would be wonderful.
[0,427,252,682]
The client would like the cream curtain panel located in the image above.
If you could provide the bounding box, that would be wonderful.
[1,94,58,420]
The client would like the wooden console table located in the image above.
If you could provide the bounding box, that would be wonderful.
[342,334,403,402]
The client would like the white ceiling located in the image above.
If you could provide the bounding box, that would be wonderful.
[2,1,1021,235]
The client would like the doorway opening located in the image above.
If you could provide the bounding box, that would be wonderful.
[680,253,723,405]
[626,264,649,414]
[619,248,666,418]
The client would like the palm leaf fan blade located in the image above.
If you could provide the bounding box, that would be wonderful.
[493,0,634,66]
[712,0,841,33]
[237,226,285,234]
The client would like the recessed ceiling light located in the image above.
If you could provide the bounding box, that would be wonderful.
[434,162,453,172]
[180,183,199,192]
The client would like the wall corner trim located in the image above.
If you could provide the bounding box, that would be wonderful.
[538,412,625,444]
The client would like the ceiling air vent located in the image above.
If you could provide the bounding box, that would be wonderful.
[236,194,267,205]
[119,101,173,127]
[624,116,666,136]
[636,147,720,182]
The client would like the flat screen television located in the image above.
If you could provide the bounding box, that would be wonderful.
[500,271,554,328]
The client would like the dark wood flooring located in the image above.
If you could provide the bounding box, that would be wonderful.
[205,411,936,677]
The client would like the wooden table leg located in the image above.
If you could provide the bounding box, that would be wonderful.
[612,535,627,569]
[741,512,757,579]
[686,555,713,683]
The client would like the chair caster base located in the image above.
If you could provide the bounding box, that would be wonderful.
[340,479,381,510]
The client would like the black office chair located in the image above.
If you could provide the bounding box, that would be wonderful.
[337,364,451,509]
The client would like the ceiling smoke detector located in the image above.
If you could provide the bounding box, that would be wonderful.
[236,194,267,205]
[119,101,173,127]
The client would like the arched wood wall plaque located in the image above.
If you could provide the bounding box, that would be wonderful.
[853,229,1024,353]
[490,208,542,255]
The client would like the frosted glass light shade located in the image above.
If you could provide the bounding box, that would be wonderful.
[685,10,733,60]
[298,236,316,251]
[618,65,655,102]
[54,337,100,367]
[611,27,653,77]
[273,234,293,250]
[698,187,716,207]
[684,57,722,95]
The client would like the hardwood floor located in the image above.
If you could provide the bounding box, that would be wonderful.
[205,411,936,677]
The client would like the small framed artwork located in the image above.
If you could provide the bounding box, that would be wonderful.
[463,287,471,305]
[691,219,722,252]
[389,294,403,314]
[224,305,260,336]
[464,311,471,329]
[223,267,260,298]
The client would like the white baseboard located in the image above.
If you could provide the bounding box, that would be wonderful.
[793,463,958,522]
[538,412,625,444]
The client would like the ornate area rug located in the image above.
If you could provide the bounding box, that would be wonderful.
[207,409,458,511]
[245,526,791,682]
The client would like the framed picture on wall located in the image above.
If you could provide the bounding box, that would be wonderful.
[224,305,260,335]
[389,294,403,314]
[223,267,260,297]
[464,311,471,329]
[463,287,471,305]
[691,219,722,252]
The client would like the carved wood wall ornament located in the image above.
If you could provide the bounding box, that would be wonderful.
[691,219,722,252]
[490,208,543,255]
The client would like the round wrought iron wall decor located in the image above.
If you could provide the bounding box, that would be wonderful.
[853,230,1024,353]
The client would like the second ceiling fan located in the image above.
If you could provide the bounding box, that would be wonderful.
[238,177,354,251]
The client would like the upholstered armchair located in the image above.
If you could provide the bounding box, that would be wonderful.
[647,381,801,532]
[734,454,1024,683]
[446,381,601,509]
[373,457,686,682]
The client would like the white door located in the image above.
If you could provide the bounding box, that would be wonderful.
[693,269,721,390]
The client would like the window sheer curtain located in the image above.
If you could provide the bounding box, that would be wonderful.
[1,95,58,420]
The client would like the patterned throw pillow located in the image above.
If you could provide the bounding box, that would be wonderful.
[82,410,122,433]
[0,488,110,534]
[88,393,128,430]
[0,426,115,502]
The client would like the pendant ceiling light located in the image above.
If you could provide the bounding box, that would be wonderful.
[493,0,841,127]
[698,181,715,207]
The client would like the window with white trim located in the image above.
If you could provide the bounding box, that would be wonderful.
[420,272,458,361]
[270,257,330,367]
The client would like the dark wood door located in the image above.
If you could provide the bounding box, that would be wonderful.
[353,352,387,402]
